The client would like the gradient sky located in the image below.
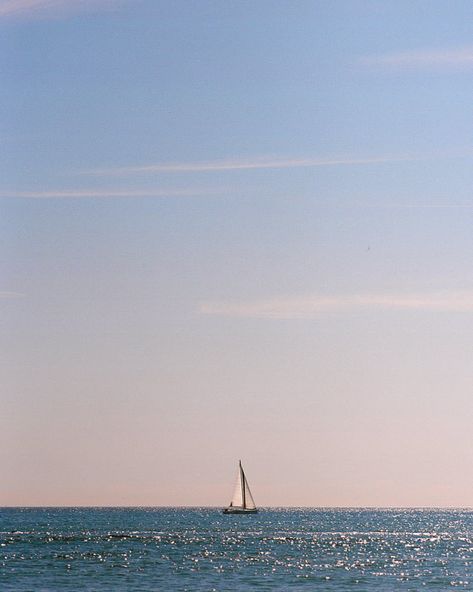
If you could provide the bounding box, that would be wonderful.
[2,0,473,507]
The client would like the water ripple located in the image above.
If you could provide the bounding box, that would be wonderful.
[1,508,473,590]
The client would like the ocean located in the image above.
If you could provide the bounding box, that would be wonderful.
[1,507,473,590]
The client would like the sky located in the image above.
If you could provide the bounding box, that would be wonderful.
[2,0,473,507]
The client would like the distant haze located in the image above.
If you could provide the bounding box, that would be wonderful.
[2,1,473,507]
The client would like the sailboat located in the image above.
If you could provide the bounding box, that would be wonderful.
[223,460,258,514]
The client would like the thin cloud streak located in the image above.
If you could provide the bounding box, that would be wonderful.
[0,0,58,17]
[5,189,473,208]
[347,201,473,210]
[0,291,25,298]
[360,46,473,69]
[84,154,425,176]
[0,188,216,199]
[0,0,125,19]
[199,291,473,319]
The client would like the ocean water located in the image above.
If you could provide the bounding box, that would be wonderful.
[2,508,473,590]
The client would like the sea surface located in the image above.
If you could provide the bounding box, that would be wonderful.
[2,508,473,590]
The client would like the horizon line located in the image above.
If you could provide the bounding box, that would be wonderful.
[1,504,472,510]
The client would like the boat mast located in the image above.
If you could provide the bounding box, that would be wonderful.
[240,460,246,509]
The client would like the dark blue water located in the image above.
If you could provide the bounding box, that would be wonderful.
[2,508,473,590]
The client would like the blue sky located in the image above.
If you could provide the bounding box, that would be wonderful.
[2,0,473,506]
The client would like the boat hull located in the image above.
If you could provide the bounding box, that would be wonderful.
[222,507,258,514]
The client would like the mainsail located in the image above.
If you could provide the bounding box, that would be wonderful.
[226,461,257,512]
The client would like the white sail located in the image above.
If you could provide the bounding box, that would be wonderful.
[243,476,256,510]
[230,464,244,507]
[228,461,256,510]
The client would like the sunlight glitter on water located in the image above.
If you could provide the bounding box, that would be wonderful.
[1,508,473,590]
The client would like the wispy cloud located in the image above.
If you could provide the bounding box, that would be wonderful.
[0,188,216,199]
[83,147,473,177]
[345,201,473,210]
[0,291,25,298]
[360,46,473,70]
[83,154,425,177]
[0,0,126,20]
[199,291,473,319]
[5,188,473,209]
